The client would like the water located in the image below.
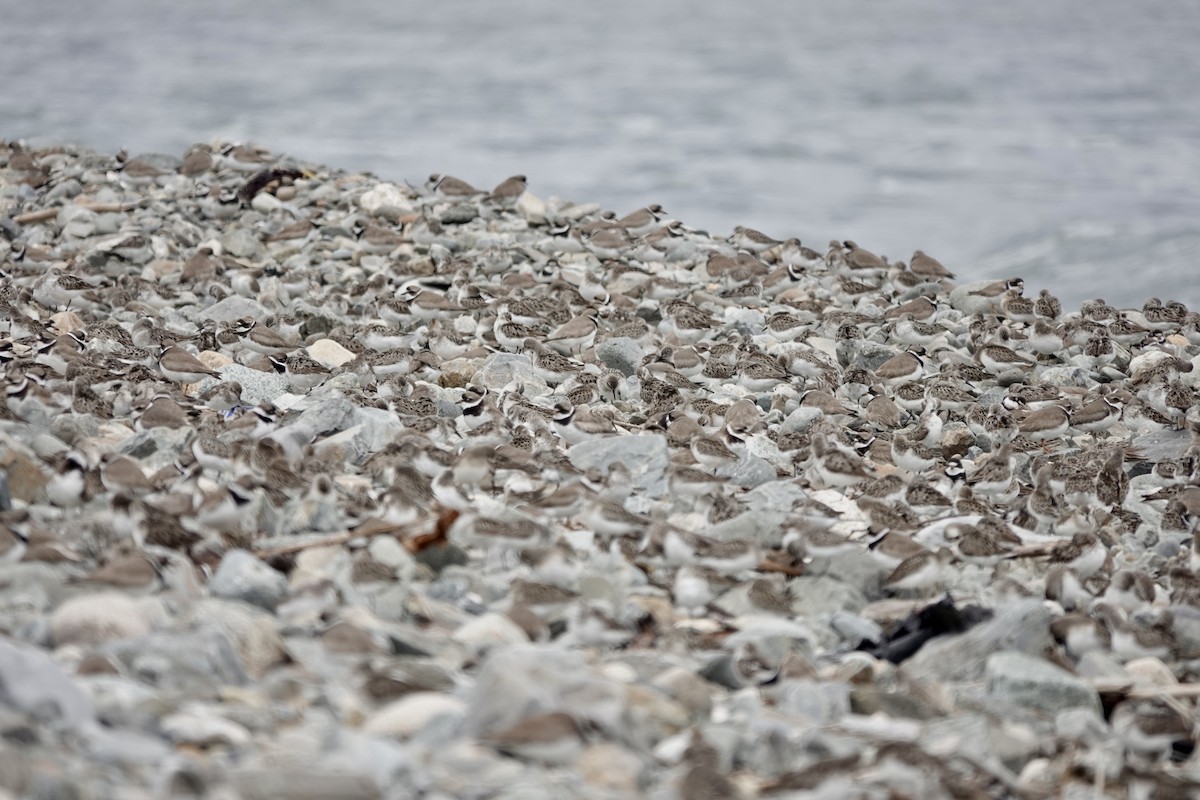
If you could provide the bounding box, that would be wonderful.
[4,0,1199,311]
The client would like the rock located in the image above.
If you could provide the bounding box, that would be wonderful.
[307,338,357,368]
[219,226,264,259]
[438,357,480,388]
[218,363,291,405]
[209,549,289,610]
[188,598,286,679]
[0,639,93,729]
[568,433,670,497]
[853,343,899,373]
[715,453,776,488]
[359,182,413,215]
[293,392,357,436]
[453,613,530,657]
[199,294,270,323]
[231,769,382,800]
[1036,366,1092,388]
[474,352,548,394]
[49,592,153,647]
[0,439,47,503]
[161,706,252,748]
[364,692,466,739]
[985,651,1102,715]
[576,742,644,795]
[902,600,1054,684]
[595,337,643,377]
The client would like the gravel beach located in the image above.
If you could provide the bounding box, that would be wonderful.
[2,140,1200,798]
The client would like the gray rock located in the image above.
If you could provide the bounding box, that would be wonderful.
[219,226,265,259]
[0,639,94,730]
[294,392,357,436]
[568,433,670,497]
[789,575,868,617]
[219,363,291,406]
[1036,366,1093,388]
[231,769,382,800]
[108,629,251,690]
[715,454,775,488]
[187,599,287,679]
[853,343,899,373]
[199,295,271,324]
[1132,429,1195,463]
[773,679,851,722]
[595,337,643,377]
[474,353,548,394]
[902,600,1053,684]
[1168,605,1200,659]
[209,549,289,610]
[440,204,478,225]
[985,651,1102,715]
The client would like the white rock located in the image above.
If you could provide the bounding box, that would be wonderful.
[50,592,152,647]
[161,705,252,748]
[363,692,466,738]
[307,338,356,368]
[452,612,528,656]
[359,182,413,216]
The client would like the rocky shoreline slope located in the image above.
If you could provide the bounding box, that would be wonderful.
[2,141,1200,798]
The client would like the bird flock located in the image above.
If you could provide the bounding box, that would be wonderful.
[4,140,1200,796]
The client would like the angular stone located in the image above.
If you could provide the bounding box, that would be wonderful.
[568,433,670,497]
[902,600,1053,684]
[0,639,94,730]
[985,651,1102,715]
[209,549,289,611]
[198,295,270,324]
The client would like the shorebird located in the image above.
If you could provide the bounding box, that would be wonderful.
[157,345,221,384]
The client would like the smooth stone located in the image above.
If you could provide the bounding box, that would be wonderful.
[439,204,478,225]
[209,550,289,611]
[199,295,270,324]
[595,337,643,377]
[0,639,94,730]
[902,600,1053,684]
[50,592,153,647]
[1131,429,1194,463]
[985,651,1102,715]
[568,433,670,498]
[363,692,466,739]
[307,338,357,368]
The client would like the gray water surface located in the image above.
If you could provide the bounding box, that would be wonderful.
[4,0,1199,310]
